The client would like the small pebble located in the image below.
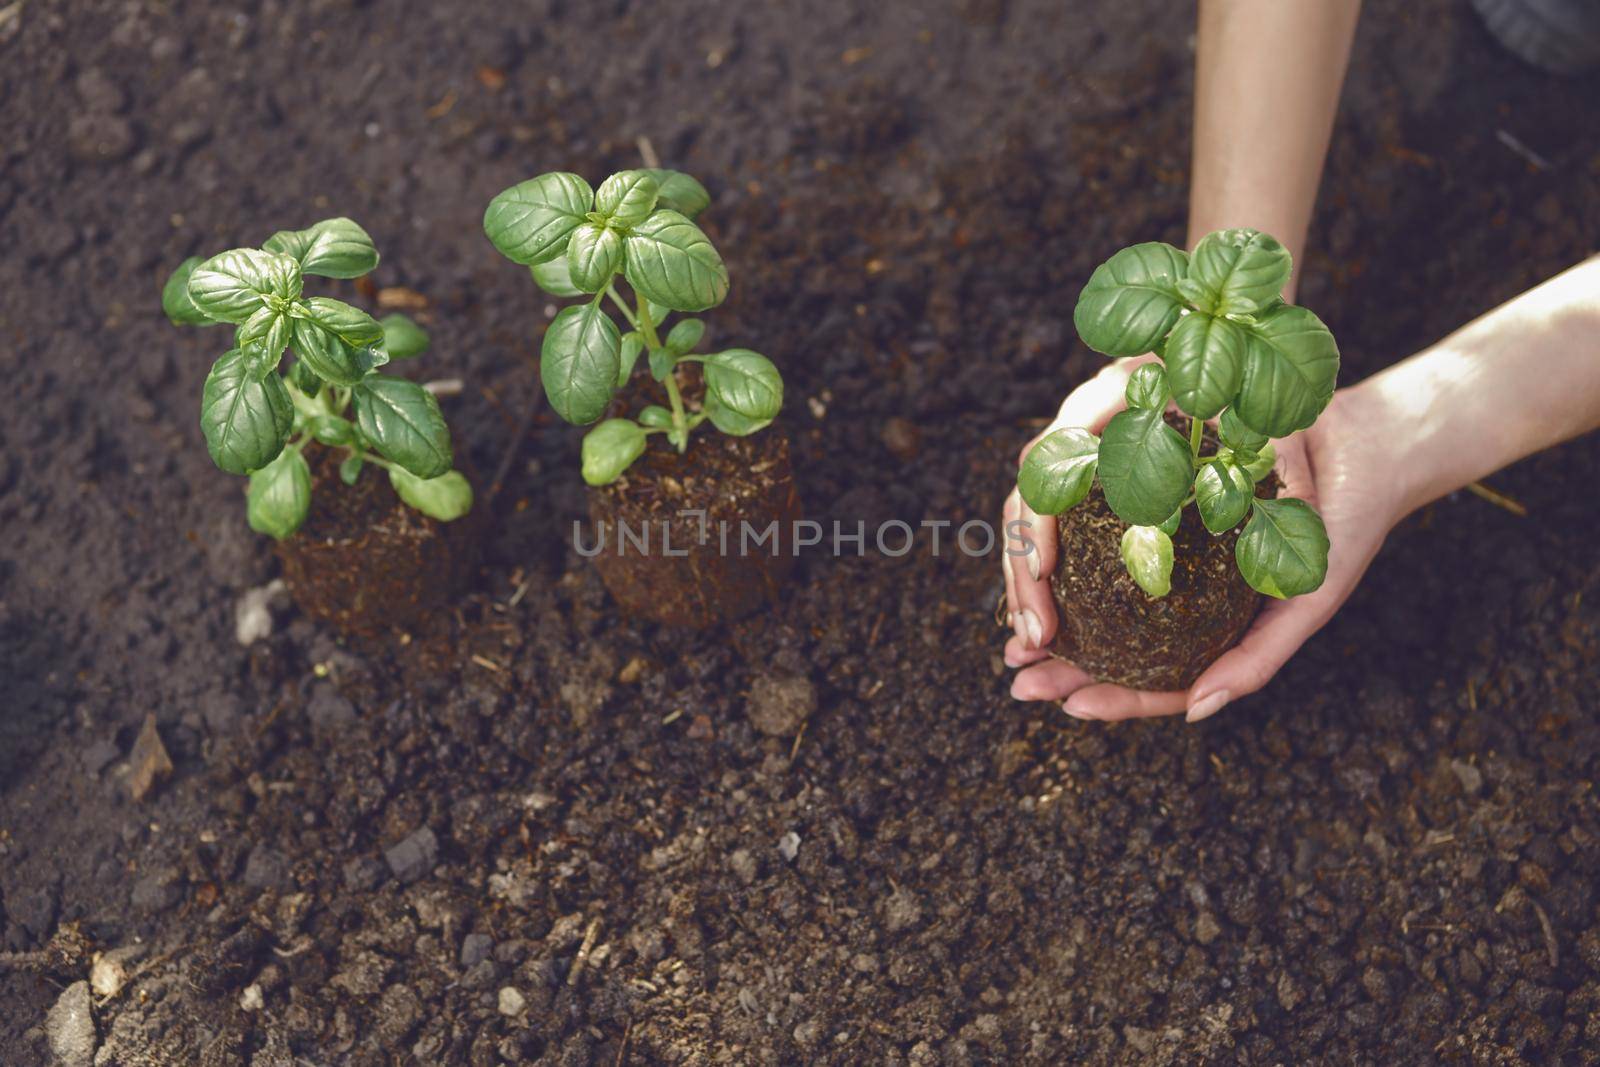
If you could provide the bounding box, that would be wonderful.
[497,987,525,1017]
[777,831,800,863]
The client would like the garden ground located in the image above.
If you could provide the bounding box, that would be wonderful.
[2,0,1599,1062]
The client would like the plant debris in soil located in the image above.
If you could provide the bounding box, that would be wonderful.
[2,1,1599,1064]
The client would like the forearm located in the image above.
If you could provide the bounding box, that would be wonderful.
[1350,256,1600,516]
[1189,0,1361,297]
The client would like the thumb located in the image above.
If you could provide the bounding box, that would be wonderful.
[1184,594,1338,722]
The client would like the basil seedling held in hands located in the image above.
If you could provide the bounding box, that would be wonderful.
[161,218,472,539]
[482,167,783,485]
[1019,229,1337,600]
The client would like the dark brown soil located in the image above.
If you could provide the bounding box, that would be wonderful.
[3,2,1600,1065]
[1052,460,1276,690]
[276,447,481,637]
[587,406,803,627]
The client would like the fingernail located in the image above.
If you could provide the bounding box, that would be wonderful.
[1019,609,1042,650]
[1186,690,1230,723]
[1061,699,1092,720]
[1025,545,1041,581]
[1011,611,1027,645]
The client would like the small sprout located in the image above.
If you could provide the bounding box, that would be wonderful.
[1020,228,1338,599]
[161,217,471,539]
[484,165,783,485]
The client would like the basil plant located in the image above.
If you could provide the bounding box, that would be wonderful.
[1019,229,1336,600]
[161,218,471,539]
[483,168,783,486]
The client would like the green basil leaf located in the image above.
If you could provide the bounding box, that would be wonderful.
[530,257,585,298]
[566,222,624,293]
[388,467,473,521]
[665,317,704,355]
[1194,458,1255,533]
[542,304,621,425]
[162,256,216,325]
[581,418,648,486]
[483,172,594,265]
[291,319,367,386]
[1073,242,1189,357]
[353,376,453,479]
[618,332,645,387]
[1233,303,1340,437]
[187,249,302,324]
[703,349,782,435]
[594,170,660,228]
[1189,228,1292,317]
[289,358,324,397]
[1158,508,1183,536]
[1124,363,1168,411]
[339,453,364,486]
[1235,497,1329,598]
[199,348,294,475]
[1219,406,1268,452]
[623,210,729,312]
[1163,311,1245,419]
[308,414,356,446]
[642,169,711,219]
[1017,427,1100,515]
[648,347,677,382]
[1120,525,1174,598]
[247,448,312,540]
[299,296,383,349]
[263,217,379,279]
[645,299,672,327]
[637,404,673,429]
[1095,408,1193,526]
[1238,440,1276,482]
[237,306,291,369]
[380,313,430,360]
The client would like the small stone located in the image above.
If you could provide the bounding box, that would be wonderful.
[124,714,173,802]
[234,580,285,646]
[546,913,586,952]
[1449,759,1483,796]
[851,953,879,973]
[777,831,801,863]
[497,986,526,1017]
[90,946,141,998]
[883,886,923,932]
[1193,911,1221,945]
[131,867,183,912]
[241,845,289,891]
[617,656,647,685]
[306,685,356,733]
[1276,971,1305,1012]
[343,855,387,891]
[729,848,758,885]
[880,417,921,460]
[385,828,438,884]
[792,1019,824,1048]
[68,114,136,164]
[45,981,96,1067]
[460,932,493,968]
[746,673,817,737]
[239,983,264,1011]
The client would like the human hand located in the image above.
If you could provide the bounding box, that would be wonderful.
[1002,366,1406,723]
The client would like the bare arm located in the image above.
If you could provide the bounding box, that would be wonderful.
[1359,256,1600,517]
[1189,0,1362,293]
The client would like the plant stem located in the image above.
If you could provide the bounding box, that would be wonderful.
[637,297,689,453]
[605,283,639,329]
[1189,415,1203,462]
